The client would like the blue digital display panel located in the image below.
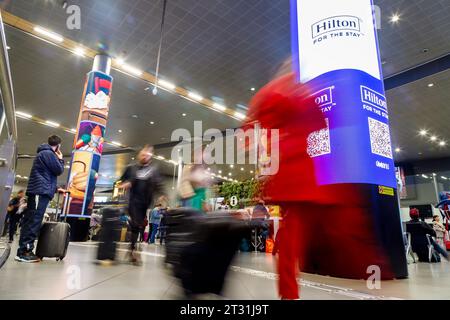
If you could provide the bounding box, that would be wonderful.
[291,0,397,188]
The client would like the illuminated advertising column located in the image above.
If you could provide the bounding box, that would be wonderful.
[292,0,407,278]
[66,55,113,216]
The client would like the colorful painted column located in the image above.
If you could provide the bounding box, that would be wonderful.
[66,55,113,216]
[291,0,408,278]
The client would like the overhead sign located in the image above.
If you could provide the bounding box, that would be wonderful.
[292,0,396,188]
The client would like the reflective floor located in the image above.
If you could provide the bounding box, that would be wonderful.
[0,240,449,300]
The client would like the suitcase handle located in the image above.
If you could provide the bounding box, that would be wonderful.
[56,190,71,222]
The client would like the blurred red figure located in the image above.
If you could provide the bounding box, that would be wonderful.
[246,72,326,299]
[246,71,394,299]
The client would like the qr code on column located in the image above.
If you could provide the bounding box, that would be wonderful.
[368,117,393,159]
[307,118,330,158]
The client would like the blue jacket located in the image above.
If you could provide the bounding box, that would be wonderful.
[150,208,162,225]
[26,144,65,198]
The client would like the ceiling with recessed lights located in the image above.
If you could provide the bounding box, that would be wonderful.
[2,0,450,185]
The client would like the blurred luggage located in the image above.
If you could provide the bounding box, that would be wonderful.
[166,209,250,296]
[165,208,202,266]
[36,191,71,261]
[97,207,122,261]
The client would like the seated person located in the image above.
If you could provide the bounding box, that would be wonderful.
[406,208,448,262]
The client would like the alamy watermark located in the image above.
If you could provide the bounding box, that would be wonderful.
[65,3,81,30]
[171,121,280,176]
[66,264,81,290]
[366,265,381,290]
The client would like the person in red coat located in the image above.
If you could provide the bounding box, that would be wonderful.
[245,66,393,299]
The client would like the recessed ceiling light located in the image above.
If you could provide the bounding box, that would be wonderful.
[34,26,64,42]
[45,120,60,127]
[395,148,401,153]
[182,113,187,117]
[250,170,254,174]
[228,173,232,176]
[218,170,222,174]
[120,64,143,76]
[158,79,176,91]
[230,165,234,168]
[419,130,427,136]
[118,129,122,133]
[207,168,210,171]
[430,136,437,141]
[16,111,32,119]
[250,87,256,91]
[132,115,138,118]
[240,167,244,171]
[234,111,246,120]
[390,14,400,23]
[428,83,434,87]
[418,152,423,155]
[73,47,85,56]
[115,58,125,66]
[212,103,226,111]
[187,92,203,102]
[150,121,155,125]
[439,141,446,146]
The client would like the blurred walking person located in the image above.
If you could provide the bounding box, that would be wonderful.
[118,145,165,265]
[7,190,25,243]
[159,204,169,245]
[178,147,211,212]
[149,204,162,244]
[246,59,396,299]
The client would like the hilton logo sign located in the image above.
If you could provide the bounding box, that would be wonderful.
[312,15,362,44]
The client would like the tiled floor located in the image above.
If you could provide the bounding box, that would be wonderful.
[0,240,449,300]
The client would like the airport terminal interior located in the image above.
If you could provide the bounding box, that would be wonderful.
[0,0,450,301]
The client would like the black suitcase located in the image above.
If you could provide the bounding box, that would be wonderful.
[173,212,249,296]
[164,208,203,266]
[97,207,122,261]
[36,191,71,261]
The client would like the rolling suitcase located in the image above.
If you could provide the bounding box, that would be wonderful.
[36,191,71,261]
[97,207,122,261]
[175,212,249,296]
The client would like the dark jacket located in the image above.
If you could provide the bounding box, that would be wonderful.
[406,218,436,261]
[26,144,65,198]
